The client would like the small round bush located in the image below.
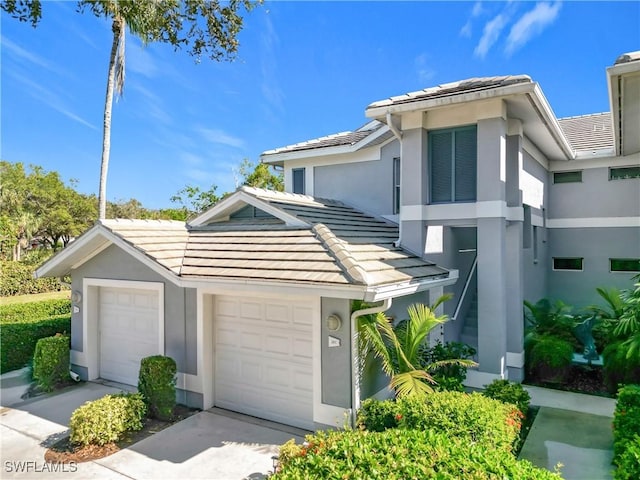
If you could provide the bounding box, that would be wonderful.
[483,379,531,417]
[138,355,177,421]
[528,335,574,382]
[70,393,146,446]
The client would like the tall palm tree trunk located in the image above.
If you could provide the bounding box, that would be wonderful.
[98,16,125,220]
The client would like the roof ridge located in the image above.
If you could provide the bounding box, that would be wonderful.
[240,186,345,207]
[100,218,187,228]
[312,223,370,285]
[558,112,611,121]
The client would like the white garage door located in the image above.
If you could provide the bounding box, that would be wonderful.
[99,286,160,386]
[214,295,314,430]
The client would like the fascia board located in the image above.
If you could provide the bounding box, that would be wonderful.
[364,271,459,302]
[606,68,621,157]
[527,84,575,161]
[189,191,308,227]
[259,125,390,163]
[35,225,106,278]
[364,82,537,118]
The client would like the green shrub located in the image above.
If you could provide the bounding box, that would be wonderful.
[483,379,531,417]
[32,334,70,391]
[69,393,146,446]
[138,355,177,421]
[0,260,69,296]
[420,341,476,391]
[356,398,398,432]
[274,428,561,480]
[397,391,522,452]
[1,298,72,374]
[528,335,574,383]
[0,299,71,374]
[615,435,640,480]
[603,342,640,393]
[613,384,640,462]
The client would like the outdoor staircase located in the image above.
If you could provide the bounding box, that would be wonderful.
[460,291,479,359]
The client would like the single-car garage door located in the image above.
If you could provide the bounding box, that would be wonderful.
[99,286,160,386]
[214,295,314,430]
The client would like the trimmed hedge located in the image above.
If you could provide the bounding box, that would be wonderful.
[357,392,523,453]
[138,355,177,421]
[0,261,68,296]
[0,299,71,373]
[33,334,70,391]
[482,379,531,417]
[274,428,561,479]
[69,393,146,446]
[613,384,640,480]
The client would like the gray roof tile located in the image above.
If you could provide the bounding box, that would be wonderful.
[101,189,450,290]
[557,113,614,151]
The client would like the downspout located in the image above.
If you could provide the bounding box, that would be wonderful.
[350,297,392,427]
[386,112,403,248]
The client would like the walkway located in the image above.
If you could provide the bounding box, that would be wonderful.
[519,386,616,480]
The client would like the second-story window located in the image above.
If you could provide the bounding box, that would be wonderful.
[393,157,401,214]
[429,125,477,203]
[292,168,305,194]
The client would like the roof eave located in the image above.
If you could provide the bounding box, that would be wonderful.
[363,269,459,302]
[261,125,392,164]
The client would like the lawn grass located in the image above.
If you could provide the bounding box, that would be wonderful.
[0,290,70,306]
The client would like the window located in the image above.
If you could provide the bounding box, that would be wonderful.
[393,157,401,214]
[610,258,640,272]
[610,166,640,180]
[553,171,582,184]
[553,257,583,271]
[292,168,305,194]
[429,125,477,203]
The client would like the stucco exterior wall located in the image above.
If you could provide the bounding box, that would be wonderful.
[71,244,197,376]
[548,167,640,219]
[313,140,399,217]
[320,297,351,408]
[548,227,640,307]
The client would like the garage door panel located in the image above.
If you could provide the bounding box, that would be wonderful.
[214,295,314,430]
[99,286,160,386]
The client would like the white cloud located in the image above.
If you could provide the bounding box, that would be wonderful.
[414,53,435,84]
[474,13,509,59]
[459,2,484,38]
[197,127,245,149]
[505,2,562,56]
[126,41,159,78]
[260,14,285,116]
[8,71,97,130]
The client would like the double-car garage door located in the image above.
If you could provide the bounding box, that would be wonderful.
[214,295,314,430]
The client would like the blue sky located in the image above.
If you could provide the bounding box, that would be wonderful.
[2,1,639,209]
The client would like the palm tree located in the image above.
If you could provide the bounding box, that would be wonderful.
[356,296,476,398]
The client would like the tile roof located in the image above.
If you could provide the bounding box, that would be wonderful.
[101,219,188,274]
[366,75,532,110]
[100,188,450,290]
[557,113,614,152]
[262,121,387,156]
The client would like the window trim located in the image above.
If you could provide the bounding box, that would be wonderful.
[610,258,640,273]
[553,171,583,184]
[552,257,584,272]
[609,166,640,181]
[428,124,477,204]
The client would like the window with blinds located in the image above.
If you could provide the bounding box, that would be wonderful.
[429,126,477,203]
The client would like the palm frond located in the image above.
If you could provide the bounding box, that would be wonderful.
[391,370,436,398]
[425,358,477,372]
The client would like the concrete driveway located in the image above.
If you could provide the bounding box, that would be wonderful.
[1,371,304,479]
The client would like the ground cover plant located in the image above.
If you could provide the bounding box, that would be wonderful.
[0,298,71,373]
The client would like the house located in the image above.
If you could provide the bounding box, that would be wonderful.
[36,52,640,430]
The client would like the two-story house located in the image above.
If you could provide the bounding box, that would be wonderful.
[37,52,639,430]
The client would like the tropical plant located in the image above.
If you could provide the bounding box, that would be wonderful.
[355,296,476,398]
[420,341,476,391]
[528,335,574,383]
[2,0,258,220]
[524,298,577,348]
